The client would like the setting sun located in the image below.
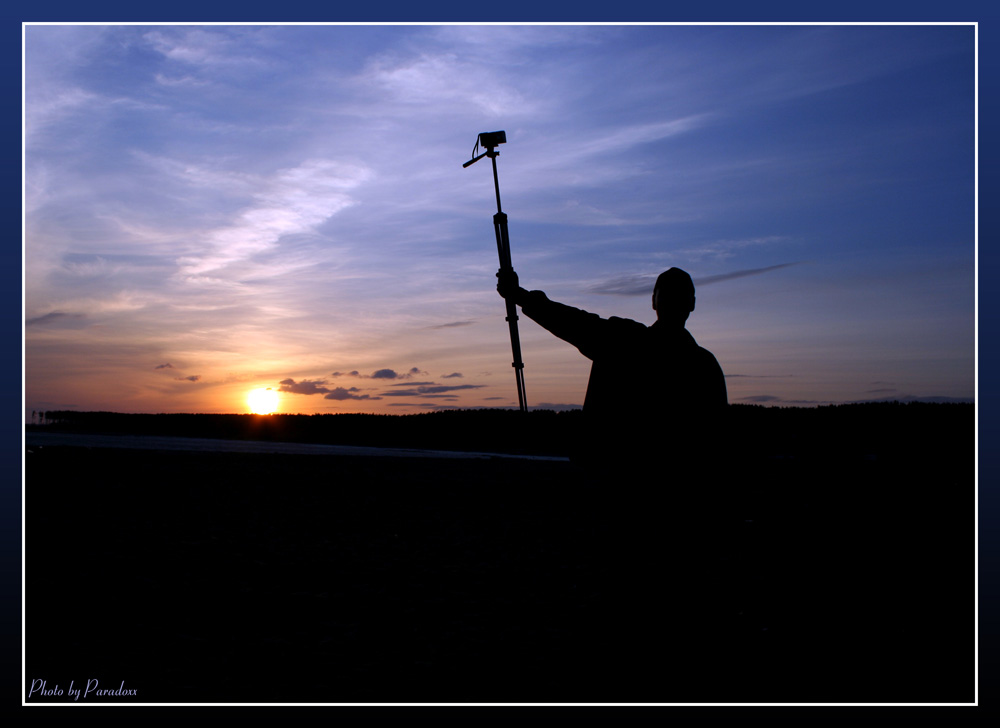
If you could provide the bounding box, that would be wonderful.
[247,388,279,415]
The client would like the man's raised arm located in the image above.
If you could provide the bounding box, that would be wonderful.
[496,269,633,361]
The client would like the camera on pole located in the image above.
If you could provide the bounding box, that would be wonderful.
[463,130,527,413]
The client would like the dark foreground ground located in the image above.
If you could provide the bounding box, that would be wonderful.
[25,420,973,704]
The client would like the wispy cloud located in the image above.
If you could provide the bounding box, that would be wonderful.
[694,262,804,285]
[278,378,333,395]
[363,48,539,117]
[175,159,373,279]
[25,312,84,327]
[143,27,273,72]
[587,262,802,295]
[725,374,794,379]
[675,236,792,262]
[427,320,476,330]
[381,384,486,397]
[325,387,380,401]
[575,116,711,160]
[332,367,426,380]
[740,395,783,403]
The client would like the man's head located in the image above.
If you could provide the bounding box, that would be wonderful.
[652,267,695,326]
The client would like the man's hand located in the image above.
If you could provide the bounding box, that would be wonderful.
[496,268,524,304]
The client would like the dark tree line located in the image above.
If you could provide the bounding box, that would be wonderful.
[28,402,972,461]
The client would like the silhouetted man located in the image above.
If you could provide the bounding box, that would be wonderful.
[498,267,735,650]
[497,267,727,477]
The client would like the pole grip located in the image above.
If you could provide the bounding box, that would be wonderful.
[494,212,513,270]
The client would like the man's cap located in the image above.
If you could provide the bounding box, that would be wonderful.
[654,267,695,298]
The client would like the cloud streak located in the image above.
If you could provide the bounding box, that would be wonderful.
[175,159,373,279]
[426,320,476,330]
[26,312,85,327]
[325,387,380,401]
[694,262,805,286]
[278,378,333,395]
[587,262,804,295]
[332,368,426,380]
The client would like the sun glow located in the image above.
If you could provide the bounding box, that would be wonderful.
[247,387,280,415]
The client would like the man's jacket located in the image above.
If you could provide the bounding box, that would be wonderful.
[519,290,728,467]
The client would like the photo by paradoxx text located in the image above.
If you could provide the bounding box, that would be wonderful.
[28,679,137,700]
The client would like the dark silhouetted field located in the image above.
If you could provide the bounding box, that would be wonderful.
[25,404,974,703]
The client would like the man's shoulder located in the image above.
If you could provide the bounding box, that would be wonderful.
[695,342,718,357]
[693,341,722,364]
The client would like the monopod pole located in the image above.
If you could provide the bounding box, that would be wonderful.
[464,131,527,412]
[491,153,528,413]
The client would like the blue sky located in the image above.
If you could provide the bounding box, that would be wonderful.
[23,23,975,415]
